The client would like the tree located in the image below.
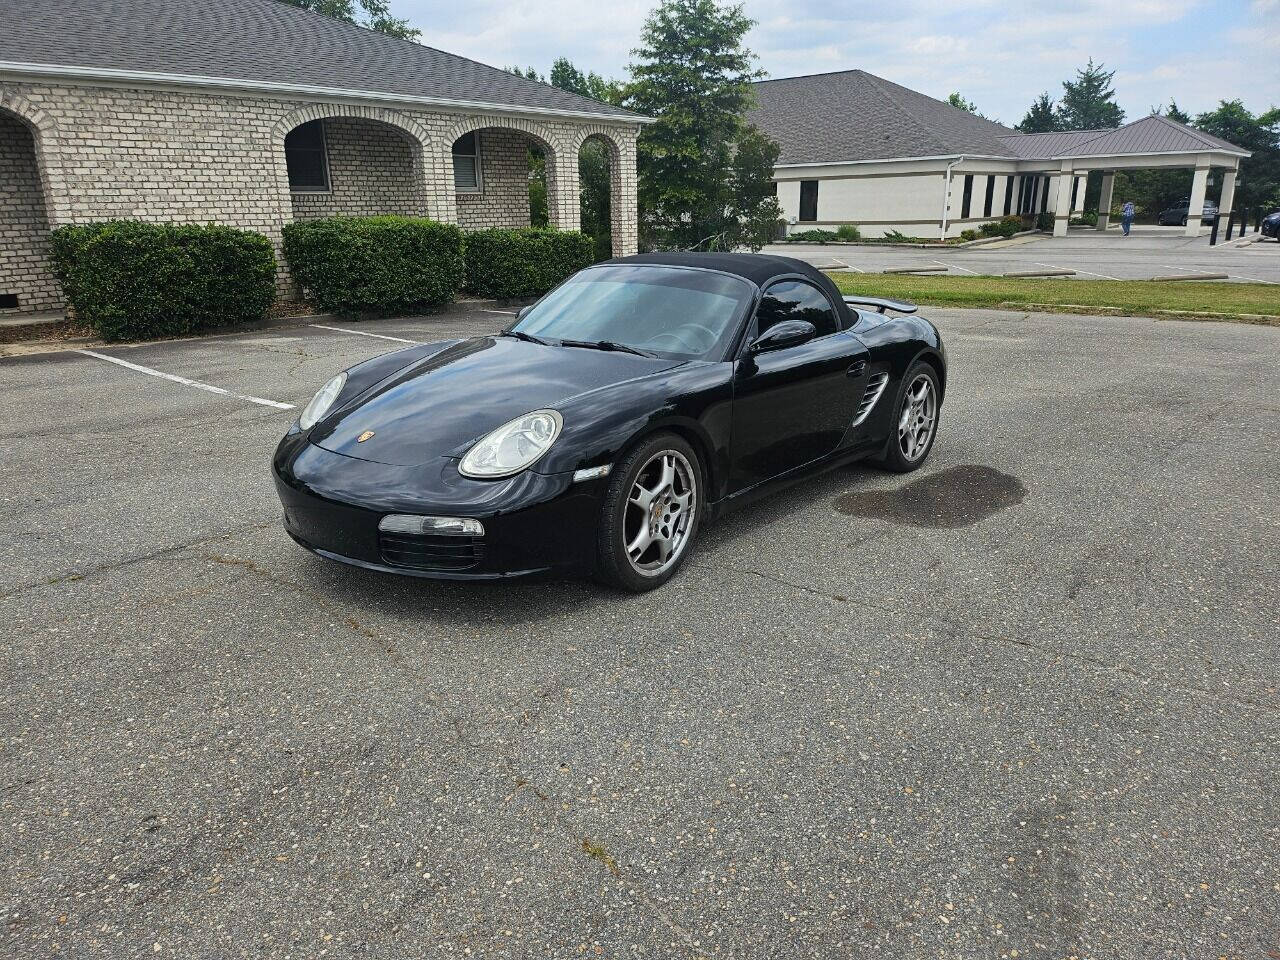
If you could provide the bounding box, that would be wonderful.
[946,92,979,115]
[505,65,545,82]
[1163,100,1191,125]
[278,0,419,40]
[1056,59,1124,130]
[550,58,623,105]
[1195,100,1280,212]
[726,126,783,250]
[624,0,766,249]
[1017,92,1060,133]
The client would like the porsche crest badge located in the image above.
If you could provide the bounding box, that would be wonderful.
[357,430,375,443]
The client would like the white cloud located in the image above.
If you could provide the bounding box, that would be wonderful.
[397,0,1279,121]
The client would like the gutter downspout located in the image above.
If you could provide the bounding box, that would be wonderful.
[941,156,965,240]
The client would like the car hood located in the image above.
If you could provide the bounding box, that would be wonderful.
[310,336,684,466]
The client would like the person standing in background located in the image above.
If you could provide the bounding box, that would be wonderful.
[1122,200,1135,236]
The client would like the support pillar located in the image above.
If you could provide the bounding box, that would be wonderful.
[1073,174,1087,213]
[1216,165,1237,230]
[1185,156,1210,237]
[1096,172,1115,230]
[546,146,581,232]
[1052,164,1074,237]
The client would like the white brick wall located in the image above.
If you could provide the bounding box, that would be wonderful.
[0,113,62,313]
[0,80,642,306]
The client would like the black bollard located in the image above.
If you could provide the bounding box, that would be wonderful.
[1209,214,1219,246]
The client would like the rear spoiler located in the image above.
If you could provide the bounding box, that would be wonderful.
[843,295,917,315]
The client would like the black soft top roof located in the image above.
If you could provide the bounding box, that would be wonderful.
[606,252,836,289]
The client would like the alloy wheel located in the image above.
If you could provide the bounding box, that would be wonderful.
[624,450,697,577]
[897,374,937,462]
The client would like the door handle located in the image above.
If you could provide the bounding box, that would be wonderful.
[846,359,867,378]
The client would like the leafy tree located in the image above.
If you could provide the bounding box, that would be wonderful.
[278,0,418,40]
[1056,59,1124,130]
[1162,100,1191,125]
[1017,92,1060,133]
[550,58,624,105]
[623,0,766,249]
[505,65,545,82]
[1195,100,1280,212]
[946,92,979,115]
[726,126,783,250]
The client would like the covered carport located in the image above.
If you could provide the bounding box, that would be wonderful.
[998,115,1250,238]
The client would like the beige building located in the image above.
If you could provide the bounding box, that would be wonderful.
[749,71,1249,241]
[0,0,648,315]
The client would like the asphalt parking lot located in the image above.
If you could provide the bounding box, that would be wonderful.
[767,225,1280,283]
[3,304,1278,957]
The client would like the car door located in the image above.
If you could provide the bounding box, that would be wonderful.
[728,278,869,494]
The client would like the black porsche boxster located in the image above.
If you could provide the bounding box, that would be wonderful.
[273,253,946,591]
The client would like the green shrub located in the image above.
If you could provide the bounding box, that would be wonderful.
[786,228,839,244]
[835,224,861,241]
[283,216,464,314]
[1036,211,1055,231]
[50,221,276,342]
[959,229,978,242]
[979,216,1022,239]
[463,228,595,300]
[1070,210,1099,227]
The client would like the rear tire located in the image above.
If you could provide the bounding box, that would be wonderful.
[874,361,941,473]
[595,432,702,592]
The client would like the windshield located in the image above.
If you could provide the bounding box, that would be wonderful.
[511,265,755,360]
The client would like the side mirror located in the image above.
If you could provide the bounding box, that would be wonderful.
[516,305,533,321]
[750,319,817,354]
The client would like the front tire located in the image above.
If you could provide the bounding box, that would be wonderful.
[875,362,941,473]
[595,432,702,592]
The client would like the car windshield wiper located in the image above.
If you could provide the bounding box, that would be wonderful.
[558,338,657,358]
[499,329,550,346]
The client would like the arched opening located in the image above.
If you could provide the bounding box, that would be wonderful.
[451,126,558,231]
[578,134,617,261]
[283,115,426,221]
[0,107,61,313]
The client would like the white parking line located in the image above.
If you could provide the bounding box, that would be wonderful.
[934,259,976,274]
[480,308,518,316]
[1033,260,1119,280]
[309,323,418,344]
[77,350,295,410]
[1227,274,1279,285]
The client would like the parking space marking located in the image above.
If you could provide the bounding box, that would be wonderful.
[310,323,419,344]
[480,308,518,316]
[935,259,976,274]
[1227,274,1279,285]
[76,350,296,410]
[1033,260,1119,280]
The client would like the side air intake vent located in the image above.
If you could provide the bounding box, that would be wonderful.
[852,372,889,426]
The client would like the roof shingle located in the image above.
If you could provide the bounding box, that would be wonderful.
[0,0,643,122]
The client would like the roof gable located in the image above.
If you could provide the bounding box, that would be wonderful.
[0,0,642,122]
[748,70,1019,166]
[1048,114,1248,158]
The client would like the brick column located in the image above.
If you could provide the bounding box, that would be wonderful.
[546,144,581,232]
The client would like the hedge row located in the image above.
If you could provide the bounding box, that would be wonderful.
[49,217,596,341]
[50,221,276,342]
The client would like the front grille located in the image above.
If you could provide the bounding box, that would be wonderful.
[378,533,485,571]
[852,372,890,426]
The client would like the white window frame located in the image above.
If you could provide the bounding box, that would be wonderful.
[286,119,332,195]
[452,131,484,195]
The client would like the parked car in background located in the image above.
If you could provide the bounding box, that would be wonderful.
[1157,199,1218,226]
[1261,209,1280,239]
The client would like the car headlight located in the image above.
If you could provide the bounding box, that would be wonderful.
[459,409,562,478]
[299,372,347,430]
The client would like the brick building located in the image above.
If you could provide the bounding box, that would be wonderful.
[0,0,647,315]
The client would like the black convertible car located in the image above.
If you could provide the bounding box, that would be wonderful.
[273,253,946,591]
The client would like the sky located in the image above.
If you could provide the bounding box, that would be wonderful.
[396,0,1279,126]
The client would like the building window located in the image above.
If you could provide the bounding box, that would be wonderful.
[961,175,973,219]
[453,131,482,193]
[983,176,996,217]
[1004,176,1014,215]
[1071,176,1080,209]
[1040,177,1051,212]
[799,180,819,222]
[285,120,330,192]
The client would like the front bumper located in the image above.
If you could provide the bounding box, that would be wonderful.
[272,433,604,580]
